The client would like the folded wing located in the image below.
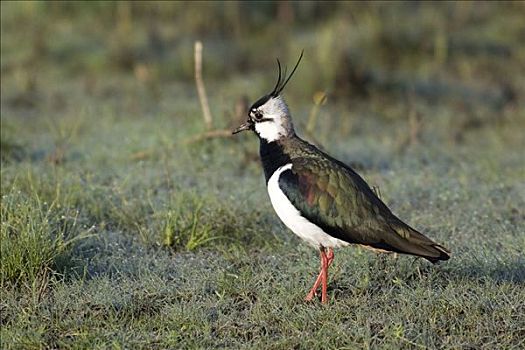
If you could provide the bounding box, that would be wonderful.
[278,156,450,262]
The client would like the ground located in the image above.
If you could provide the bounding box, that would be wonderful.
[1,2,525,349]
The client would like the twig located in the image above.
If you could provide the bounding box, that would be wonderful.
[194,41,213,130]
[183,129,233,144]
[409,109,423,146]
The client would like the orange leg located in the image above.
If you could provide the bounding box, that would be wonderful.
[320,248,329,303]
[305,247,334,303]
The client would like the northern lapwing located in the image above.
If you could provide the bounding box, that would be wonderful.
[233,52,450,304]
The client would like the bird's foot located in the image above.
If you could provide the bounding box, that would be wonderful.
[304,288,318,301]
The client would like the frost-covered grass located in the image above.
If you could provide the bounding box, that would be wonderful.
[2,82,524,348]
[2,2,525,349]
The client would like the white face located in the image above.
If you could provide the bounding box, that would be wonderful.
[250,96,294,142]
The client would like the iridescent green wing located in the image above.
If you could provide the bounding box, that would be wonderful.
[278,156,393,245]
[279,155,449,260]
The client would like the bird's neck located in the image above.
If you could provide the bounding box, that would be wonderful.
[259,138,292,183]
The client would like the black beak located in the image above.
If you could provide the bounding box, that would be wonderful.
[232,120,253,135]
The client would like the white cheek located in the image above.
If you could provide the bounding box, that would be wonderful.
[255,120,286,142]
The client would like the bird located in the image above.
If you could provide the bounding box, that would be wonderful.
[232,52,450,304]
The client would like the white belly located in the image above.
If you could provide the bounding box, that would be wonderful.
[267,164,349,248]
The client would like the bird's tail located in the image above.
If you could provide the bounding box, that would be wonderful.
[420,243,450,264]
[387,222,451,263]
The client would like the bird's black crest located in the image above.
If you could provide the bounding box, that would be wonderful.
[250,50,304,110]
[250,94,272,111]
[270,50,304,97]
[249,50,304,111]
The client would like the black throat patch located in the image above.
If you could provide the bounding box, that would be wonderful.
[259,139,291,183]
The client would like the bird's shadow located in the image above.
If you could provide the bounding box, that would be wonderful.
[442,258,525,285]
[330,255,525,300]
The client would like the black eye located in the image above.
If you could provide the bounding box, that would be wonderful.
[253,110,263,120]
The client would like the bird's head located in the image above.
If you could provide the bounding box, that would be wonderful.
[233,51,303,143]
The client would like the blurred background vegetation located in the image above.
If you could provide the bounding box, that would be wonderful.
[1,2,524,348]
[2,1,524,168]
[2,1,523,121]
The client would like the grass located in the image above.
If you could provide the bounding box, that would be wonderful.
[1,2,525,349]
